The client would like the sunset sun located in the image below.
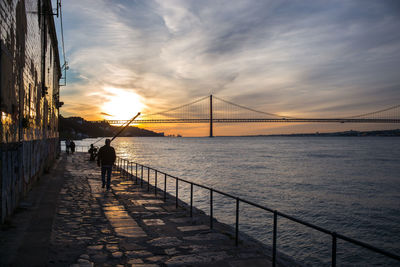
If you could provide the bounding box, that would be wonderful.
[102,87,144,120]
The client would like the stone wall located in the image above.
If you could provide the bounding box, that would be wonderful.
[0,0,61,222]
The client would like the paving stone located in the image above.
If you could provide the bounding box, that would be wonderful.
[78,261,94,267]
[127,258,144,264]
[165,254,208,265]
[112,251,123,258]
[100,229,112,235]
[77,258,91,264]
[148,237,182,247]
[104,212,132,219]
[107,219,136,227]
[142,219,165,226]
[118,192,136,196]
[103,206,126,211]
[177,225,210,232]
[166,251,229,265]
[120,242,144,251]
[140,194,159,198]
[87,245,104,251]
[133,199,164,205]
[146,256,167,262]
[115,226,147,238]
[76,237,93,241]
[125,250,153,257]
[144,206,163,211]
[164,248,179,255]
[106,244,119,252]
[120,181,135,185]
[79,254,90,260]
[181,245,208,253]
[129,264,159,267]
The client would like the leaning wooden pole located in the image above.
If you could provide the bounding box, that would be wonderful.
[209,95,213,138]
[111,112,141,142]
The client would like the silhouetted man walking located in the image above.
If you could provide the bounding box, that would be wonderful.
[97,139,116,190]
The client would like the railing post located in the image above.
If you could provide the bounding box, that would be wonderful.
[273,210,277,267]
[125,160,128,178]
[190,183,193,217]
[175,179,178,208]
[210,189,213,229]
[235,198,239,246]
[164,174,167,202]
[141,165,143,187]
[124,159,127,178]
[135,163,138,184]
[155,170,158,196]
[332,232,337,267]
[209,94,213,138]
[130,161,132,179]
[147,167,150,192]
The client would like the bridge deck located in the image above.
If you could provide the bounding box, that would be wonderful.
[100,118,400,124]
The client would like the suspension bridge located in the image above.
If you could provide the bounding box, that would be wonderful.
[97,95,400,137]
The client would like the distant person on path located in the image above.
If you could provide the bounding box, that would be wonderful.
[88,144,98,161]
[97,139,116,190]
[70,140,76,154]
[65,139,71,154]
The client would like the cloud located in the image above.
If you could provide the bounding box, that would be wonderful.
[59,0,400,135]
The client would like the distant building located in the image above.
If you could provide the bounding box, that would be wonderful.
[0,0,62,222]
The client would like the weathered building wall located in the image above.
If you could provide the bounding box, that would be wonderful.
[0,0,61,222]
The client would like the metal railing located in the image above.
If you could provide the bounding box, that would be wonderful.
[114,156,400,266]
[60,145,89,153]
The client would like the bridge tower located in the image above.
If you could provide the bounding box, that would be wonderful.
[210,95,213,137]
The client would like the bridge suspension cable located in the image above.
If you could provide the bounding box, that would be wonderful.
[213,95,297,119]
[342,104,400,120]
[141,95,209,117]
[101,95,400,127]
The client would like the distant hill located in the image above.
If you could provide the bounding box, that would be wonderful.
[59,116,164,139]
[238,129,400,137]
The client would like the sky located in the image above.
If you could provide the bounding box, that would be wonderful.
[57,0,400,136]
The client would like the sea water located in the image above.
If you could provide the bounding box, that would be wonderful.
[73,136,400,266]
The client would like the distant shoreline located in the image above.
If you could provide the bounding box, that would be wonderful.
[84,129,400,138]
[217,129,400,137]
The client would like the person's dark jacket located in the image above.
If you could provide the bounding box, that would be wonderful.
[97,145,116,166]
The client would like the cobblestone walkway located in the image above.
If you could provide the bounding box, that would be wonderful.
[2,153,280,266]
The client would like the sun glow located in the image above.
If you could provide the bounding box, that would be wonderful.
[101,87,144,120]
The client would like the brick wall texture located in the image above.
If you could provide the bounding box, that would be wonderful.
[0,0,61,222]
